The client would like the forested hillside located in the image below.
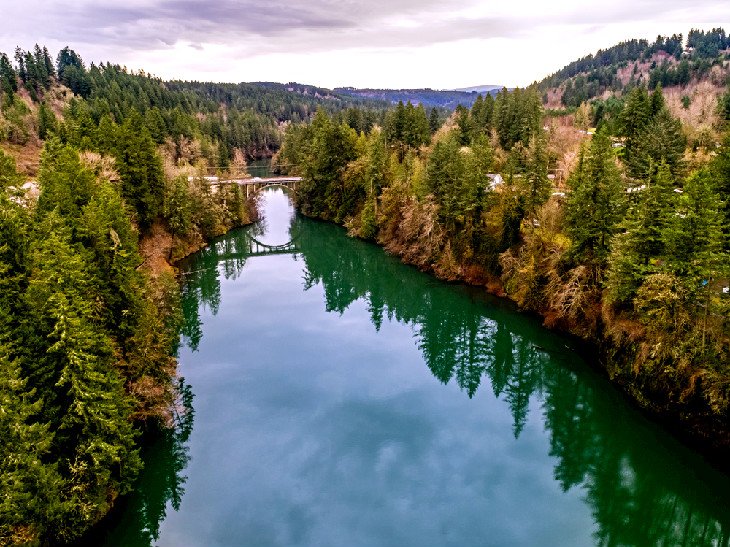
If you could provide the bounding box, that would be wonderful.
[1,29,730,546]
[539,28,730,110]
[335,86,494,109]
[0,46,389,179]
[0,43,387,546]
[279,75,730,461]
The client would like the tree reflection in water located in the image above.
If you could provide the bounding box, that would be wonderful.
[79,380,195,547]
[176,209,730,547]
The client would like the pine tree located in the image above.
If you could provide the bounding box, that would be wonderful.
[620,87,651,168]
[454,104,472,145]
[709,133,730,251]
[0,348,62,546]
[78,180,143,338]
[606,162,675,305]
[114,110,166,228]
[626,107,686,179]
[36,141,96,223]
[650,84,666,116]
[56,46,84,81]
[37,102,57,140]
[565,130,626,266]
[24,213,141,540]
[14,47,27,84]
[662,169,725,284]
[0,52,17,98]
[519,132,551,215]
[429,107,440,134]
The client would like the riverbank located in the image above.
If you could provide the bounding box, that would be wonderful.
[84,189,730,546]
[295,206,730,471]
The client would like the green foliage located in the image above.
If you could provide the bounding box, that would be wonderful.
[2,95,32,145]
[621,87,686,180]
[114,111,166,228]
[20,211,140,541]
[709,133,730,250]
[0,149,22,189]
[687,28,729,58]
[493,86,543,149]
[0,349,61,547]
[295,109,358,221]
[0,138,189,543]
[384,100,430,149]
[606,163,676,305]
[429,107,440,133]
[470,93,494,138]
[565,130,626,265]
[662,169,725,281]
[37,101,57,140]
[518,133,551,215]
[37,140,96,220]
[0,52,17,98]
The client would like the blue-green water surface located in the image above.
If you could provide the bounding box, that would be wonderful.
[96,189,730,547]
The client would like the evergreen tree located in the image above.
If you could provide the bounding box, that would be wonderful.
[709,133,730,250]
[14,47,27,84]
[0,349,61,546]
[650,84,666,116]
[429,107,440,134]
[620,87,651,168]
[454,104,472,145]
[0,52,18,98]
[114,110,166,228]
[662,169,725,283]
[24,212,141,541]
[297,109,358,220]
[519,133,551,215]
[56,46,84,81]
[36,141,96,222]
[626,107,686,180]
[78,180,144,338]
[37,101,57,140]
[565,130,626,265]
[606,162,675,305]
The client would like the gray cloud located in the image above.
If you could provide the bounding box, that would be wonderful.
[0,0,727,86]
[2,0,727,54]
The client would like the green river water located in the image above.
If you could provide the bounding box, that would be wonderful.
[92,188,730,547]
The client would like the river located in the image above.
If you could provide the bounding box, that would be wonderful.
[92,188,730,547]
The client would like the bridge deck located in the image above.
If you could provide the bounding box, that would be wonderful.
[215,177,302,185]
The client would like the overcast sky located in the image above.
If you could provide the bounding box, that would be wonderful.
[1,0,728,89]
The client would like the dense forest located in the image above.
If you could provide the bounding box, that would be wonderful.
[1,27,730,545]
[334,87,496,109]
[540,28,730,108]
[0,43,380,545]
[278,73,730,461]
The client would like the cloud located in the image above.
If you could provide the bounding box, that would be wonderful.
[0,0,727,87]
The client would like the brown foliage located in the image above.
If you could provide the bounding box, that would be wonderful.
[381,193,444,271]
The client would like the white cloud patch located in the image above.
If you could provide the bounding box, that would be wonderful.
[0,0,727,88]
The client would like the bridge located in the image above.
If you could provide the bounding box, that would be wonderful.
[244,236,300,257]
[209,176,301,198]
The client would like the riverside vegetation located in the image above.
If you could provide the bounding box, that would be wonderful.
[276,41,730,462]
[0,30,729,545]
[0,45,386,545]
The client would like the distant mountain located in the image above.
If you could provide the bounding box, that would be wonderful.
[451,85,503,93]
[333,87,493,109]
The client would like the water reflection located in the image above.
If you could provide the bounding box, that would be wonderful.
[82,380,195,547]
[179,193,730,547]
